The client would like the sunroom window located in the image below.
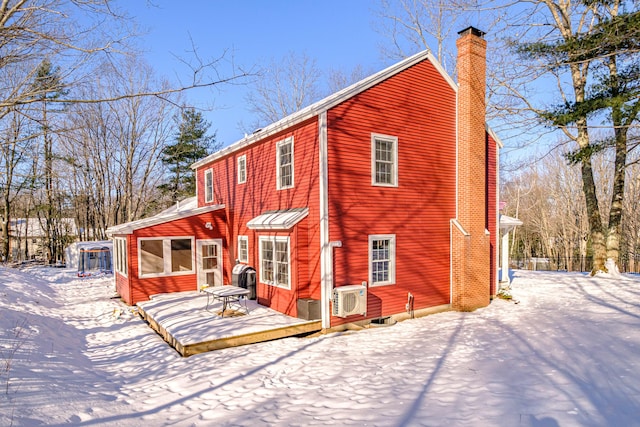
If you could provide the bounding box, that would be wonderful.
[139,237,194,277]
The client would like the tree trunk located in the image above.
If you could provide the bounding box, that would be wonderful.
[581,156,607,274]
[605,55,627,271]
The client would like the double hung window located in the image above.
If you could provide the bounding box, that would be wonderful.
[276,137,294,190]
[238,235,249,263]
[372,134,398,187]
[369,234,396,286]
[238,155,247,184]
[204,169,214,203]
[259,236,290,289]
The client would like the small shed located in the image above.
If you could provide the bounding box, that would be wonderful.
[65,241,113,276]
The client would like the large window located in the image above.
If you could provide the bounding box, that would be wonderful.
[139,237,194,278]
[114,237,128,276]
[204,168,214,203]
[259,236,290,289]
[238,235,249,263]
[369,234,396,286]
[276,137,294,190]
[371,134,398,187]
[238,155,247,184]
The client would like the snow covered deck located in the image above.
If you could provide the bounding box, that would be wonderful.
[137,291,322,356]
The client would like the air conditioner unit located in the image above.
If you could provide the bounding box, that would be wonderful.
[332,284,367,318]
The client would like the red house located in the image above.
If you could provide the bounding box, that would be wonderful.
[107,27,499,329]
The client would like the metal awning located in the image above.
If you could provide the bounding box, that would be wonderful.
[247,208,309,230]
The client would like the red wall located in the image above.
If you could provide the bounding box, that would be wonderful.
[326,60,457,325]
[195,119,321,317]
[117,210,227,305]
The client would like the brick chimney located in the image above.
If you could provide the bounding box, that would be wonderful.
[451,26,491,311]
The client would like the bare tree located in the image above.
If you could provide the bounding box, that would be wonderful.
[58,57,177,238]
[0,1,251,114]
[375,0,486,73]
[244,52,322,128]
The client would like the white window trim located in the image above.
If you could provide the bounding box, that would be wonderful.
[276,136,294,190]
[137,236,195,278]
[259,235,291,289]
[204,168,214,203]
[371,133,398,187]
[368,234,396,287]
[237,155,247,184]
[114,237,128,277]
[237,235,249,263]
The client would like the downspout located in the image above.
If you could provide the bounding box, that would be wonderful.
[318,111,331,329]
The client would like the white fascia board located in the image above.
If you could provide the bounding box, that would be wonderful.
[487,126,504,149]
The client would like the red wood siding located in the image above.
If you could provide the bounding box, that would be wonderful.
[195,119,322,317]
[487,132,498,295]
[326,59,457,325]
[123,210,227,305]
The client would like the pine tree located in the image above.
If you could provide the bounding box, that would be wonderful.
[159,109,218,203]
[517,2,640,273]
[32,59,67,264]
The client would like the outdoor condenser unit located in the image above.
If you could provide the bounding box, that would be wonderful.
[332,284,367,318]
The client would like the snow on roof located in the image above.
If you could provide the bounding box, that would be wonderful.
[106,197,225,236]
[191,50,456,169]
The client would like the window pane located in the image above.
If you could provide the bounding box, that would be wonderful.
[238,237,248,262]
[171,239,192,272]
[203,258,216,269]
[275,241,289,286]
[205,170,213,202]
[140,240,164,275]
[238,157,247,183]
[278,140,293,188]
[374,138,395,185]
[262,240,274,282]
[371,238,391,283]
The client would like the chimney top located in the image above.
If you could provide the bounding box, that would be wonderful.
[457,26,486,39]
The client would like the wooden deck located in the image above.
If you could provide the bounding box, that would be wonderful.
[137,291,322,357]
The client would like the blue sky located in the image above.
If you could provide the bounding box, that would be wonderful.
[121,0,391,146]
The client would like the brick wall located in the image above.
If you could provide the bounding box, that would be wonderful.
[452,28,491,311]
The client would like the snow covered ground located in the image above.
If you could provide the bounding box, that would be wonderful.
[1,266,639,426]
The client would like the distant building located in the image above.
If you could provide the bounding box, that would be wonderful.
[9,217,78,262]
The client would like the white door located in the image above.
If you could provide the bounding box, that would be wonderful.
[196,239,223,291]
